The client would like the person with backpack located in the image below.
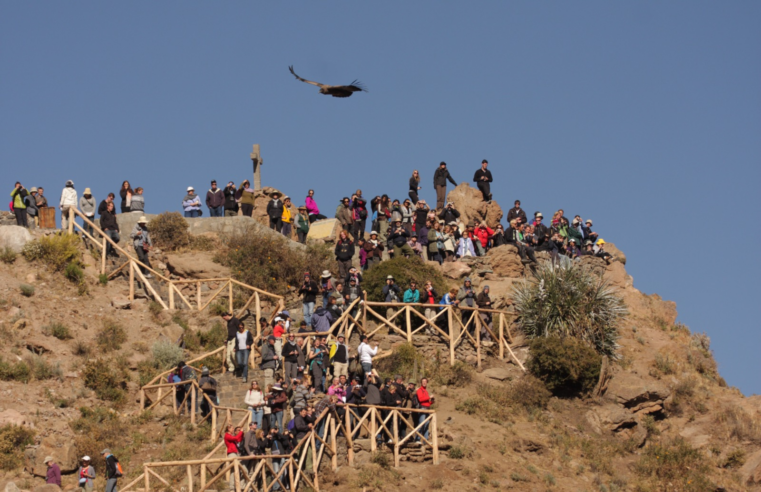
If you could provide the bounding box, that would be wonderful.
[175,361,196,414]
[198,367,217,418]
[101,449,122,492]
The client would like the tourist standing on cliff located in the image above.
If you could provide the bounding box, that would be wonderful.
[298,272,319,325]
[206,180,225,217]
[433,162,457,209]
[266,192,283,232]
[182,187,201,218]
[237,180,256,217]
[60,180,78,230]
[305,189,326,223]
[351,190,368,241]
[409,170,421,204]
[223,181,238,217]
[296,206,310,243]
[10,182,29,228]
[473,159,493,202]
[119,181,132,213]
[281,196,293,237]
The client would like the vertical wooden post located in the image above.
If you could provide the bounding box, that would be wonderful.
[431,412,440,465]
[139,389,145,409]
[476,312,482,371]
[191,385,197,425]
[169,284,175,310]
[172,386,177,414]
[197,281,202,310]
[499,315,505,360]
[68,207,74,234]
[233,459,241,492]
[255,293,261,337]
[129,262,135,301]
[345,406,355,466]
[311,431,319,490]
[144,465,150,492]
[363,291,368,331]
[211,408,217,443]
[448,307,455,367]
[201,461,206,488]
[370,408,377,452]
[330,416,338,470]
[187,464,193,492]
[101,237,107,275]
[228,281,234,313]
[288,458,295,492]
[393,410,400,467]
[405,306,412,343]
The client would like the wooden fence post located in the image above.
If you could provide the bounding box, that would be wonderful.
[187,464,193,492]
[144,465,150,492]
[169,284,175,310]
[499,315,504,360]
[101,237,107,275]
[448,307,455,366]
[211,408,217,443]
[228,281,234,313]
[129,262,135,301]
[393,410,400,467]
[191,386,197,425]
[405,306,412,343]
[370,408,377,452]
[475,312,482,370]
[197,281,202,311]
[68,207,74,234]
[431,412,439,465]
[255,293,261,337]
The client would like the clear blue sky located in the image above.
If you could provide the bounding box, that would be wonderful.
[2,2,759,394]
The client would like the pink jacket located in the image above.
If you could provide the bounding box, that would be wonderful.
[305,196,320,216]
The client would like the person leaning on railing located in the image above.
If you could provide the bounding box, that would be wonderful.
[129,216,153,278]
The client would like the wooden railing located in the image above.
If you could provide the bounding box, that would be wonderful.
[67,208,284,315]
[120,408,347,492]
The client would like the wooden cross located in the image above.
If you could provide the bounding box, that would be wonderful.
[250,144,263,191]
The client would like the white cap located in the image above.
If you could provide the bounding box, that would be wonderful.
[187,186,194,191]
[82,456,91,461]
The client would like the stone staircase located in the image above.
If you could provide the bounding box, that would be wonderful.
[214,368,266,407]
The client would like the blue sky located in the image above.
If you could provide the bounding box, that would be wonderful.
[2,2,759,394]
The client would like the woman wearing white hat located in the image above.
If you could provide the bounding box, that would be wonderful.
[182,186,202,218]
[77,456,95,492]
[130,216,154,278]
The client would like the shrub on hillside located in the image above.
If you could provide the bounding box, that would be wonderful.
[70,407,128,475]
[0,424,36,470]
[455,376,550,423]
[152,340,184,369]
[83,358,129,403]
[96,319,127,352]
[512,262,627,357]
[635,438,711,491]
[527,336,601,397]
[64,262,84,283]
[42,322,73,340]
[215,226,332,295]
[0,247,17,264]
[198,321,226,349]
[21,234,81,272]
[19,284,35,297]
[362,257,448,302]
[0,357,31,383]
[148,212,190,251]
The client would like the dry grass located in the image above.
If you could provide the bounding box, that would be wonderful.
[715,404,761,443]
[455,375,550,424]
[634,438,711,491]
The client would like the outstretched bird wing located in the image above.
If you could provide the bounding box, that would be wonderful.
[343,80,368,93]
[289,66,326,89]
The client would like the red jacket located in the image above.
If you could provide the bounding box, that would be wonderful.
[474,226,494,248]
[416,387,431,408]
[224,431,243,454]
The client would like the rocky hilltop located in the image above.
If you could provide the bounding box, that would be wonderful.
[0,185,759,492]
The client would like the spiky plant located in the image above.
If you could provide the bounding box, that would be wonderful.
[511,262,627,358]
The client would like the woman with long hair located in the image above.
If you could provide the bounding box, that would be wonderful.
[409,170,421,204]
[244,381,265,428]
[238,180,255,217]
[119,181,133,213]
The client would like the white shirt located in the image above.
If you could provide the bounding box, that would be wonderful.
[357,342,378,364]
[237,331,249,351]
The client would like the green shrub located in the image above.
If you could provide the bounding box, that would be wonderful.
[527,336,601,396]
[96,319,127,352]
[208,301,228,317]
[432,360,473,387]
[19,284,35,297]
[64,262,84,283]
[148,212,190,251]
[512,262,627,357]
[370,450,391,468]
[98,274,109,285]
[152,340,184,369]
[43,322,73,340]
[83,358,129,403]
[448,444,473,459]
[0,357,31,383]
[455,376,550,422]
[21,234,81,272]
[214,226,333,295]
[361,256,448,302]
[635,438,711,491]
[198,321,226,349]
[374,343,426,382]
[0,247,17,264]
[0,424,36,470]
[26,354,62,380]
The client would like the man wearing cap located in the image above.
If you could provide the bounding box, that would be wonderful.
[260,334,279,389]
[583,219,598,243]
[59,180,78,230]
[78,456,96,492]
[507,200,527,224]
[473,159,493,202]
[205,180,225,217]
[433,161,457,209]
[130,216,154,278]
[222,312,241,374]
[182,187,202,218]
[298,272,319,325]
[363,231,384,269]
[101,449,120,492]
[265,192,283,231]
[45,456,61,487]
[223,181,239,217]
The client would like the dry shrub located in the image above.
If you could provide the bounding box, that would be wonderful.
[374,343,426,383]
[0,247,17,264]
[527,336,601,397]
[354,463,401,490]
[148,212,190,251]
[715,404,761,443]
[215,226,332,295]
[21,233,81,271]
[0,424,35,470]
[71,407,129,474]
[0,357,31,382]
[455,376,550,423]
[83,358,129,404]
[96,319,127,352]
[433,360,473,387]
[42,322,73,340]
[635,438,711,491]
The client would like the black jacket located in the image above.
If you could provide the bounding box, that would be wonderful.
[506,207,527,224]
[98,200,111,216]
[389,227,410,246]
[294,415,311,440]
[381,388,401,407]
[409,177,419,192]
[420,288,438,304]
[298,280,319,303]
[492,231,507,247]
[266,199,282,219]
[534,223,550,245]
[473,169,493,183]
[100,210,119,232]
[335,238,355,261]
[224,186,238,212]
[438,207,460,224]
[226,317,240,341]
[433,168,457,188]
[283,340,300,363]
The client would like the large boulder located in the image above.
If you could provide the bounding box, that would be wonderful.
[485,245,524,279]
[603,241,626,265]
[740,449,761,486]
[307,218,343,243]
[446,184,503,228]
[441,261,472,279]
[165,252,231,279]
[606,372,670,414]
[0,225,33,253]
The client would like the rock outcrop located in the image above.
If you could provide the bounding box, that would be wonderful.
[165,252,232,279]
[0,225,32,253]
[446,184,503,228]
[605,372,670,414]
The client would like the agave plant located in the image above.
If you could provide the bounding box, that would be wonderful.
[511,262,627,358]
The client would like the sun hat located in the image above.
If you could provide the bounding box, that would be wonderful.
[596,239,606,245]
[82,456,91,461]
[386,275,394,280]
[85,188,93,195]
[370,231,378,236]
[137,216,148,224]
[100,449,111,455]
[30,187,38,193]
[272,384,284,391]
[298,205,307,210]
[187,186,194,191]
[274,317,283,322]
[585,219,593,225]
[66,180,74,186]
[338,334,345,339]
[321,270,331,278]
[44,456,54,464]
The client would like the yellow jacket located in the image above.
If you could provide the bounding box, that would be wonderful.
[281,205,292,224]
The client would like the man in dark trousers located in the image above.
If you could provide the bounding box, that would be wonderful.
[507,200,527,224]
[473,159,493,202]
[433,162,457,209]
[266,192,283,231]
[222,312,240,374]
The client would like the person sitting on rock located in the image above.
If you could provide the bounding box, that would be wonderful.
[566,238,582,259]
[506,219,537,265]
[583,219,599,243]
[305,189,327,223]
[594,239,615,263]
[582,240,596,256]
[507,200,527,225]
[44,456,61,487]
[474,221,494,255]
[363,231,384,269]
[407,233,423,257]
[492,223,507,247]
[455,226,477,258]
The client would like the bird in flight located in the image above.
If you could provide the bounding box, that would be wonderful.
[288,66,367,98]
